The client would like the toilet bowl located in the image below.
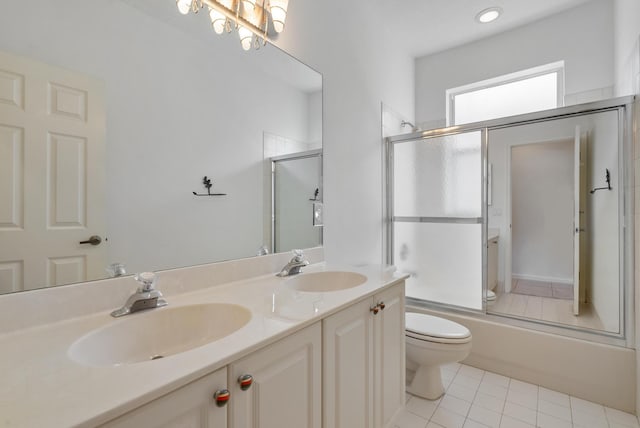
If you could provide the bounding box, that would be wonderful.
[405,313,472,400]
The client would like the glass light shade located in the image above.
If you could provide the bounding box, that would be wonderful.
[238,26,253,51]
[242,0,256,10]
[269,0,288,33]
[209,8,226,34]
[176,0,193,15]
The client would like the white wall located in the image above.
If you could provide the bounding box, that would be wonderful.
[511,141,574,283]
[614,0,640,96]
[415,0,615,129]
[275,0,415,265]
[0,0,315,274]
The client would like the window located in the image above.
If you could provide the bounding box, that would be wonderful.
[446,61,565,126]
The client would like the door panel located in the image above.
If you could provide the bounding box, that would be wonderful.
[0,50,106,292]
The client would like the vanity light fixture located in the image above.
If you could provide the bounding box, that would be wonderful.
[175,0,289,51]
[475,7,502,24]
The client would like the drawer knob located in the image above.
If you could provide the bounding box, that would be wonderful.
[213,389,230,407]
[238,374,254,391]
[370,305,379,315]
[378,301,386,311]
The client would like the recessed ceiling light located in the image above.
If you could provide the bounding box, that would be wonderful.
[476,7,503,24]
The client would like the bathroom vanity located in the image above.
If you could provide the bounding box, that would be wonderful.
[0,254,406,428]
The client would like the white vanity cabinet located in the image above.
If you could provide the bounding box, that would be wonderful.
[100,367,228,428]
[228,322,322,428]
[98,281,405,428]
[322,282,405,428]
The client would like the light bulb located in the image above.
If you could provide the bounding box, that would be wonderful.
[238,26,253,51]
[176,0,193,15]
[209,8,226,34]
[269,0,288,33]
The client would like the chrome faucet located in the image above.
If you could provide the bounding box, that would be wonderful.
[110,272,168,317]
[276,250,309,277]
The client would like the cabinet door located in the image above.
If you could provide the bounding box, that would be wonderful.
[229,323,321,428]
[100,367,228,428]
[323,298,375,428]
[374,283,405,428]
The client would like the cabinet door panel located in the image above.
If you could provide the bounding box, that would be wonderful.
[229,323,321,428]
[100,368,227,428]
[375,283,405,428]
[323,298,374,428]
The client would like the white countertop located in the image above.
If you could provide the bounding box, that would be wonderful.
[0,263,407,428]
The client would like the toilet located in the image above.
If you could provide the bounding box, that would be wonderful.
[405,313,472,400]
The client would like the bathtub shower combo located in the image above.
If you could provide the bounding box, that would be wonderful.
[386,97,635,345]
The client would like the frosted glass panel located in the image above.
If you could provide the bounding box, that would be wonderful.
[393,132,482,218]
[394,222,482,310]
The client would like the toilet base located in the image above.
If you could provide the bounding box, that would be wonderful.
[406,365,444,400]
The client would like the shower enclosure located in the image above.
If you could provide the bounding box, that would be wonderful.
[386,97,634,344]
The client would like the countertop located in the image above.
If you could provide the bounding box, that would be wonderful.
[0,263,407,428]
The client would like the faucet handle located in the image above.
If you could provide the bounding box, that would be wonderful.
[134,272,157,292]
[292,249,304,261]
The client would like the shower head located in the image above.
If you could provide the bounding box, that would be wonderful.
[401,120,419,132]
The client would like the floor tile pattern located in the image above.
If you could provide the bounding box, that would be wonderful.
[392,363,638,428]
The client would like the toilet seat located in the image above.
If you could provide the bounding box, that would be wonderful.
[405,313,472,345]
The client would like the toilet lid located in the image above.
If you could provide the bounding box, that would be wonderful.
[405,313,471,343]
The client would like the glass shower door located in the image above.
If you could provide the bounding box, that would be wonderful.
[389,130,486,311]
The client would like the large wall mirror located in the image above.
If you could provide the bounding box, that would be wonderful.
[0,0,322,294]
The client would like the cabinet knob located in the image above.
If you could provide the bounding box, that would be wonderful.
[213,389,230,407]
[238,374,254,391]
[370,305,379,315]
[378,301,385,311]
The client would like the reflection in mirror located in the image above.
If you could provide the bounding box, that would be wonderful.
[268,150,323,253]
[0,0,322,294]
[486,109,622,334]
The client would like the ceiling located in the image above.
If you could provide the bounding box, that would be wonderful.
[382,0,594,58]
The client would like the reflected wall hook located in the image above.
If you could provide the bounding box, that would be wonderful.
[192,176,227,196]
[309,187,320,201]
[590,169,612,194]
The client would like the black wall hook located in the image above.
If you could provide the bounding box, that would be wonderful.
[309,187,320,201]
[590,169,612,194]
[193,176,227,196]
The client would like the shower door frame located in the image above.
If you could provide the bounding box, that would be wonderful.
[385,127,489,314]
[385,95,635,347]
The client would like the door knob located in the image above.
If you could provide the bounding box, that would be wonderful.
[79,235,102,246]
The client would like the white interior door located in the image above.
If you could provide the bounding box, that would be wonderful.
[0,50,106,293]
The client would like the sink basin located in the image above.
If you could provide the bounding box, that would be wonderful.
[285,271,367,293]
[68,303,251,366]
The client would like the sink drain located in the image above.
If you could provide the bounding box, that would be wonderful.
[150,355,164,360]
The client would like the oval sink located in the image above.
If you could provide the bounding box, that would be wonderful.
[68,303,251,367]
[285,271,367,293]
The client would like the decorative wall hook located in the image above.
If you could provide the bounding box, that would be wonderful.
[590,169,612,194]
[309,187,320,201]
[193,176,227,196]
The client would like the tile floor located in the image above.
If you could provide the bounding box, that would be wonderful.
[511,279,573,300]
[488,292,605,331]
[392,363,639,428]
